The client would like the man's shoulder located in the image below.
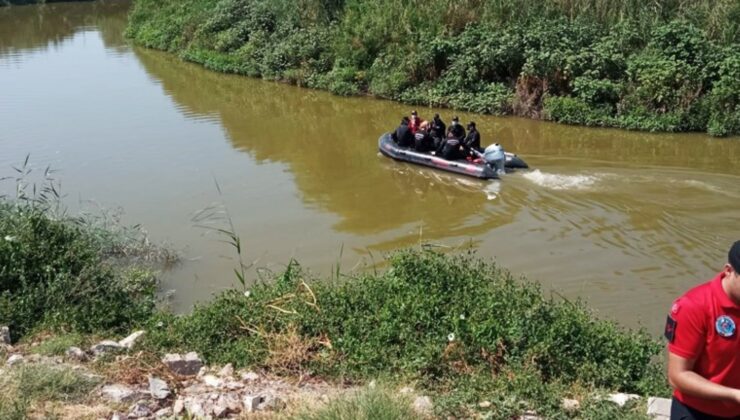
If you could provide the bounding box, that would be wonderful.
[673,279,715,312]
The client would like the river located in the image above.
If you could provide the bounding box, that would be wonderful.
[1,1,739,334]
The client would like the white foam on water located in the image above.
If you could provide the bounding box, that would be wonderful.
[483,182,501,200]
[522,169,600,191]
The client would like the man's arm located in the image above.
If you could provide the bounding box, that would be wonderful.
[668,352,740,403]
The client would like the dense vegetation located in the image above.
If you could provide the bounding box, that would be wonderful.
[126,0,740,136]
[0,185,668,416]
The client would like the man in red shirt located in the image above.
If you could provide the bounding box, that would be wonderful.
[667,240,740,419]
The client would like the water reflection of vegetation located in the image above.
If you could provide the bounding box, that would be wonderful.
[0,1,129,56]
[133,47,524,238]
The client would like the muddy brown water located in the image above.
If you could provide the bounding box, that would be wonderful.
[1,1,739,334]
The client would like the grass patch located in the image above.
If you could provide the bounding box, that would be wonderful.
[29,333,85,357]
[297,387,419,420]
[0,364,100,418]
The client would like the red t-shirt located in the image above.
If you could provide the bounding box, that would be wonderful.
[667,272,740,417]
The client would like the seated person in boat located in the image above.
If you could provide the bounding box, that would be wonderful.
[391,117,415,148]
[414,121,435,152]
[409,110,425,134]
[436,135,463,161]
[447,116,466,140]
[430,113,446,146]
[463,121,482,157]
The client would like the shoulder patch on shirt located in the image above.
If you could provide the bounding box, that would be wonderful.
[664,315,677,342]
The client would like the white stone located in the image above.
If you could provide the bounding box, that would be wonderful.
[162,352,203,376]
[412,396,433,415]
[241,371,259,381]
[0,326,10,345]
[118,331,145,350]
[562,398,580,411]
[91,340,124,356]
[154,407,172,418]
[202,374,223,388]
[261,395,286,411]
[368,380,377,389]
[148,376,170,400]
[399,386,414,395]
[647,397,672,419]
[479,400,492,408]
[518,412,543,420]
[101,384,139,403]
[243,395,263,413]
[127,403,151,419]
[224,381,244,390]
[219,393,242,412]
[172,398,185,414]
[65,347,87,362]
[6,354,23,367]
[186,399,206,418]
[608,393,639,407]
[218,363,234,378]
[111,413,123,420]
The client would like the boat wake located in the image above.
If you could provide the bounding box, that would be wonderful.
[522,169,600,191]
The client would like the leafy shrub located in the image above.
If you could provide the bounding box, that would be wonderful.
[143,250,665,397]
[0,203,157,341]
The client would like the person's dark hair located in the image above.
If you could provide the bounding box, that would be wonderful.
[468,121,476,128]
[401,116,409,124]
[730,240,740,272]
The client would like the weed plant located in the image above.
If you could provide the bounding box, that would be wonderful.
[142,249,669,416]
[126,0,740,136]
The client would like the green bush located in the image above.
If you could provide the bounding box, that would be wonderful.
[127,0,740,135]
[143,250,665,397]
[0,202,157,341]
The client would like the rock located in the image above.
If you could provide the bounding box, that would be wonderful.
[368,380,377,389]
[218,393,242,413]
[118,331,145,350]
[185,397,207,418]
[110,413,123,420]
[213,404,229,418]
[154,407,172,418]
[127,403,151,419]
[0,326,10,345]
[562,398,580,411]
[202,374,223,388]
[412,396,433,415]
[224,380,244,390]
[647,397,672,419]
[65,347,87,362]
[479,400,492,409]
[241,371,259,381]
[608,393,639,407]
[162,352,203,376]
[399,386,414,395]
[172,398,185,415]
[261,395,286,411]
[90,340,124,356]
[518,411,543,420]
[101,384,140,403]
[148,376,170,400]
[218,363,234,378]
[6,354,23,367]
[243,395,264,413]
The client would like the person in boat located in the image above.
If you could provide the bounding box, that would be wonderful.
[409,110,424,134]
[392,117,415,148]
[436,135,463,161]
[414,121,435,152]
[463,121,482,157]
[447,116,465,140]
[430,113,446,147]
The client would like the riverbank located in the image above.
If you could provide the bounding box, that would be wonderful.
[125,0,740,137]
[0,186,672,418]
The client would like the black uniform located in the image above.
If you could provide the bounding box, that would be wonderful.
[394,121,414,148]
[431,116,446,146]
[448,121,465,140]
[463,128,481,153]
[414,131,434,152]
[437,137,462,160]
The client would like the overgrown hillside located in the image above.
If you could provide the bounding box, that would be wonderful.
[125,0,740,136]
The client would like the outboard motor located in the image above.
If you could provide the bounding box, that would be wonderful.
[483,143,506,175]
